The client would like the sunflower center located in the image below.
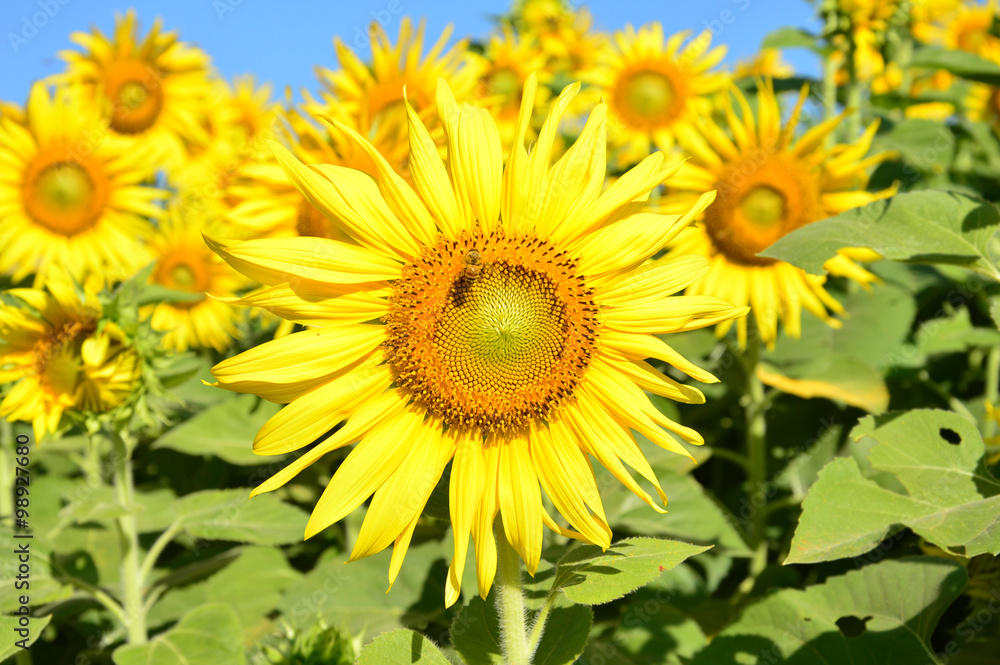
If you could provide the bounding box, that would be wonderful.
[33,318,97,394]
[738,186,786,229]
[624,71,675,120]
[22,151,108,236]
[702,154,821,266]
[384,230,599,434]
[154,250,211,306]
[490,68,522,100]
[105,61,165,134]
[955,17,991,52]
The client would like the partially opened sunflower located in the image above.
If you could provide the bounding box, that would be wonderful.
[207,75,747,606]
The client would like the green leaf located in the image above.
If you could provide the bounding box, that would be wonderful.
[152,394,283,466]
[277,540,449,637]
[911,307,1000,357]
[691,557,966,665]
[614,595,707,665]
[148,547,302,633]
[761,27,822,53]
[554,538,711,605]
[55,485,128,531]
[873,118,956,171]
[171,489,308,545]
[113,604,244,665]
[0,614,51,659]
[356,629,451,665]
[787,410,1000,564]
[533,604,594,665]
[758,284,916,412]
[451,596,502,665]
[760,191,1000,281]
[911,46,1000,86]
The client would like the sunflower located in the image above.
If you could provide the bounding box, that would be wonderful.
[0,272,139,440]
[144,211,249,352]
[207,76,746,605]
[661,81,895,347]
[734,49,794,80]
[587,23,728,165]
[831,0,901,81]
[469,27,552,146]
[0,82,164,286]
[59,9,213,168]
[913,0,1000,53]
[312,17,478,151]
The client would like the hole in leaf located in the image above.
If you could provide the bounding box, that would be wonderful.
[836,615,872,638]
[939,428,962,445]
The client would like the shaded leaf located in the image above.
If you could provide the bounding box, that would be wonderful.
[534,604,593,665]
[691,557,966,665]
[152,394,283,466]
[0,614,51,659]
[170,489,308,545]
[451,596,502,665]
[113,603,245,665]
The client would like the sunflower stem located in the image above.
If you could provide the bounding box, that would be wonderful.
[110,428,147,645]
[740,333,769,593]
[494,522,531,665]
[0,420,13,525]
[984,346,1000,439]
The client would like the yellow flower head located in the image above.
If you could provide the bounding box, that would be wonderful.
[734,49,794,80]
[662,81,895,347]
[468,27,552,145]
[207,76,746,605]
[313,17,478,149]
[588,23,728,165]
[0,273,139,440]
[59,9,214,167]
[914,0,1000,54]
[145,210,250,352]
[0,82,165,286]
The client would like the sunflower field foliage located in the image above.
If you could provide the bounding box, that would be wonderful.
[3,0,1000,664]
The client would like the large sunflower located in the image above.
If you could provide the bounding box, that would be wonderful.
[913,0,1000,53]
[145,211,249,352]
[0,82,164,286]
[661,82,894,347]
[0,273,139,440]
[587,23,728,165]
[59,10,213,167]
[207,76,746,604]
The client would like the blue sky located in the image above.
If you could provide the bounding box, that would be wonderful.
[1,0,821,104]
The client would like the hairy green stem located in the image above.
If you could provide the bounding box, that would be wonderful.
[740,335,770,593]
[494,522,531,665]
[138,522,181,590]
[111,430,147,645]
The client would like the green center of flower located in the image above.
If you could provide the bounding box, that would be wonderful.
[739,186,786,229]
[36,163,93,214]
[489,68,522,100]
[169,264,198,289]
[623,71,675,120]
[383,230,600,433]
[437,264,567,395]
[118,81,149,110]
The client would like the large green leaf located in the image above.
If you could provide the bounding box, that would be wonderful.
[911,46,1000,86]
[148,547,302,633]
[872,118,956,171]
[533,605,594,665]
[691,557,966,665]
[787,410,1000,564]
[0,614,51,659]
[760,191,1000,281]
[553,538,710,605]
[277,540,449,638]
[113,603,245,665]
[170,489,308,545]
[357,630,451,665]
[152,394,282,465]
[760,27,824,54]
